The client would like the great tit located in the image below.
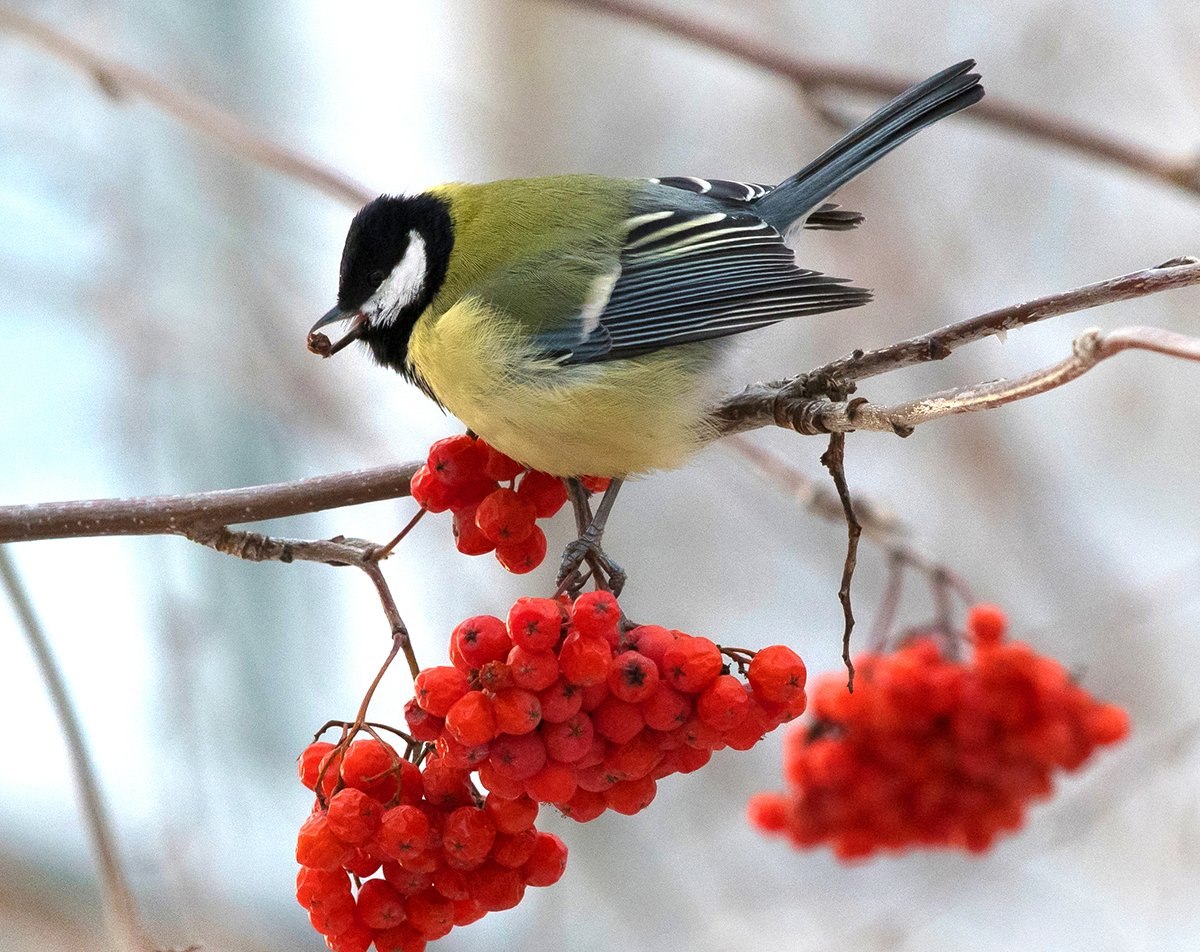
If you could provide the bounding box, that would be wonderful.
[311,61,982,483]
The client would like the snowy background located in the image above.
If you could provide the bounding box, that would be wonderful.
[1,1,1198,950]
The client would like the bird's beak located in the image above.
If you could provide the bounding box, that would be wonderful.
[307,306,366,358]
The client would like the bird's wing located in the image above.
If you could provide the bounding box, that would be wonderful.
[533,208,871,365]
[650,177,863,231]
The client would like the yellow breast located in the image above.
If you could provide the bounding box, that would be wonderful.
[406,298,720,477]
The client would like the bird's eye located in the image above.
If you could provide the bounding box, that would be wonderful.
[369,269,387,285]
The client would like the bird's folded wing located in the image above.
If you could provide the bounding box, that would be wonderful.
[537,209,872,365]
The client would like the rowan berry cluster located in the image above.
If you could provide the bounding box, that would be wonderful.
[408,435,609,574]
[748,605,1130,860]
[295,735,566,952]
[406,591,808,820]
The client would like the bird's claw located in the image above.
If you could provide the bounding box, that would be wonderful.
[556,537,626,598]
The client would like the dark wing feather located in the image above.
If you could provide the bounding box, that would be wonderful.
[649,177,863,231]
[540,209,871,365]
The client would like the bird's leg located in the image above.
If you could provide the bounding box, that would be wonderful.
[557,478,626,597]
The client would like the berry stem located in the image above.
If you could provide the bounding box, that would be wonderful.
[821,433,860,691]
[371,507,427,561]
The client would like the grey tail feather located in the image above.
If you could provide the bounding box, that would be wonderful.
[804,203,865,231]
[752,60,983,232]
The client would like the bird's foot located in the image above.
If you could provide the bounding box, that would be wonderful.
[556,533,626,598]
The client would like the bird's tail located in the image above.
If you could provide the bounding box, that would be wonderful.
[752,60,983,232]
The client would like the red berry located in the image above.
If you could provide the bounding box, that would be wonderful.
[477,759,526,799]
[475,488,537,544]
[356,877,407,929]
[748,645,807,704]
[558,788,607,823]
[452,504,495,555]
[579,475,611,494]
[406,888,455,939]
[663,636,723,693]
[968,603,1008,646]
[593,695,645,744]
[492,688,543,735]
[507,596,564,652]
[296,812,352,871]
[373,922,428,952]
[485,792,539,834]
[375,805,430,861]
[542,712,595,764]
[697,674,750,731]
[516,470,568,517]
[490,828,539,868]
[608,651,659,704]
[602,775,657,816]
[451,615,512,670]
[571,590,621,643]
[409,464,455,513]
[442,806,496,870]
[432,866,470,900]
[404,697,444,743]
[298,741,336,791]
[326,787,382,844]
[507,645,560,692]
[623,625,677,669]
[478,440,525,481]
[489,731,548,781]
[414,666,470,718]
[495,525,547,574]
[538,678,584,723]
[444,691,498,747]
[640,682,693,731]
[296,866,351,910]
[521,832,569,886]
[427,434,484,481]
[468,862,526,912]
[341,739,400,802]
[524,760,579,803]
[558,632,612,686]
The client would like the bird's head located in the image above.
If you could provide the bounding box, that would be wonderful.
[309,193,454,373]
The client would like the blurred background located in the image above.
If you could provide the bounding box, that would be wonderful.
[1,1,1198,950]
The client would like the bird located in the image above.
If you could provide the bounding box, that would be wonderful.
[310,60,983,589]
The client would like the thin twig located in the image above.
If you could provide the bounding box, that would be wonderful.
[361,562,420,681]
[0,9,375,207]
[819,435,860,689]
[812,324,1200,435]
[183,525,422,679]
[549,0,1200,197]
[0,547,159,952]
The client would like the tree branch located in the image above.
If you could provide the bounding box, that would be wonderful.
[0,548,159,952]
[711,257,1200,437]
[549,0,1200,197]
[0,463,418,543]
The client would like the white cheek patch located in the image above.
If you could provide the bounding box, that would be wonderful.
[368,230,428,327]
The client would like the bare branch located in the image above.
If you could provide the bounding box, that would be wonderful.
[183,526,422,679]
[0,548,159,952]
[711,257,1200,437]
[0,462,419,544]
[550,0,1200,197]
[0,8,374,207]
[831,325,1200,433]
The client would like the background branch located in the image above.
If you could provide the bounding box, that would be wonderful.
[549,0,1200,197]
[0,548,159,952]
[0,8,375,207]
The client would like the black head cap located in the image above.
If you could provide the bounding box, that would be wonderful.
[336,192,454,372]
